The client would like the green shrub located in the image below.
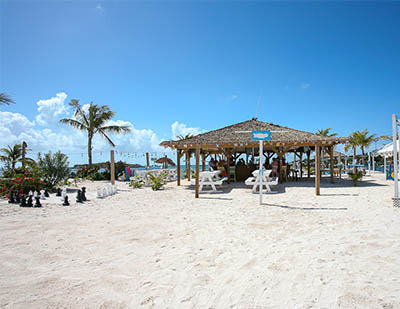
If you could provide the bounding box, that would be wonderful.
[348,171,363,186]
[37,151,70,187]
[129,177,144,189]
[147,172,167,191]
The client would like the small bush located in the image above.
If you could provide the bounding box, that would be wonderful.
[129,177,144,189]
[147,172,167,191]
[37,151,70,187]
[348,171,363,186]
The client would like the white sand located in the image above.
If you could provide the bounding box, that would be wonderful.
[1,173,400,308]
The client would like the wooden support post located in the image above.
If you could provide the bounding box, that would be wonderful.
[177,151,181,186]
[307,149,311,178]
[110,150,115,185]
[278,152,283,183]
[202,153,206,171]
[146,152,150,170]
[226,151,231,184]
[315,145,320,195]
[164,154,168,169]
[21,141,27,170]
[300,152,303,179]
[187,152,191,181]
[195,146,200,198]
[330,146,334,184]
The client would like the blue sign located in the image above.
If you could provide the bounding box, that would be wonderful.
[252,130,271,141]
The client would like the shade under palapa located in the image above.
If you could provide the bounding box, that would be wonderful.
[155,157,176,166]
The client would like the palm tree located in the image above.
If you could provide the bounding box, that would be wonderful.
[0,93,15,105]
[344,132,359,173]
[353,129,390,165]
[0,144,34,172]
[316,128,337,137]
[60,100,131,167]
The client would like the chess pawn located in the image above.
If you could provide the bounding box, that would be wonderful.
[56,188,62,197]
[15,191,21,203]
[33,190,38,198]
[34,196,42,207]
[40,190,46,200]
[63,195,70,206]
[103,187,107,197]
[76,190,83,203]
[29,190,33,197]
[26,195,33,207]
[19,195,27,207]
[8,190,15,204]
[81,187,87,201]
[61,189,66,202]
[44,189,50,197]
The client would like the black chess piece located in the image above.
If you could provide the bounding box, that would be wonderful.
[20,195,27,207]
[56,188,62,197]
[8,190,16,204]
[34,196,42,207]
[76,190,83,203]
[81,187,87,201]
[26,195,33,207]
[15,191,21,203]
[44,189,49,197]
[63,195,70,206]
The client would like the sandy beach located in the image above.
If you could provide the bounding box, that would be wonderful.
[1,173,400,308]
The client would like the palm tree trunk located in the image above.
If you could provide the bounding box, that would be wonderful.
[88,134,93,168]
[361,147,365,165]
[353,146,357,173]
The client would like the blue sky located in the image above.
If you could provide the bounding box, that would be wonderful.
[1,1,400,165]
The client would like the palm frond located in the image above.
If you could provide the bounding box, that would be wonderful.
[98,130,116,147]
[99,125,131,134]
[0,93,15,105]
[59,118,88,131]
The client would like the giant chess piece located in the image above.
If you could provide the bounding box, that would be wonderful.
[56,188,62,197]
[34,190,39,198]
[40,190,46,200]
[8,190,16,204]
[81,187,87,201]
[15,191,21,203]
[76,190,83,203]
[26,195,33,207]
[44,189,50,198]
[63,195,70,206]
[29,190,34,197]
[20,195,27,207]
[34,196,42,208]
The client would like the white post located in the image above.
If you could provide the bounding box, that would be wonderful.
[368,152,371,175]
[259,140,263,205]
[392,114,399,204]
[384,155,387,176]
[372,154,375,171]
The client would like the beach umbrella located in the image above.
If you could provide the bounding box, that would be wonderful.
[155,156,176,168]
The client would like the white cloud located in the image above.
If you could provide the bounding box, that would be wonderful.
[95,4,105,15]
[300,83,311,89]
[226,94,238,101]
[35,92,68,126]
[171,121,203,139]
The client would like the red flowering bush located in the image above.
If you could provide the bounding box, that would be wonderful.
[0,175,50,198]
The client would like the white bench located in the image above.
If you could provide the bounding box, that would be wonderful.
[245,169,278,193]
[191,171,227,193]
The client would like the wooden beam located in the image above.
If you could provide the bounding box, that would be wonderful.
[202,153,206,171]
[315,145,320,195]
[226,151,231,184]
[110,150,115,185]
[278,152,283,183]
[300,152,303,179]
[186,151,191,181]
[307,149,311,178]
[195,146,200,198]
[330,146,334,184]
[177,151,181,186]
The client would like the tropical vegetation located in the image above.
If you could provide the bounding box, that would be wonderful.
[0,93,15,106]
[37,151,70,186]
[0,144,35,173]
[60,100,131,167]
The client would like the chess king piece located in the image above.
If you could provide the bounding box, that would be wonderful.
[8,190,16,204]
[19,195,27,207]
[40,190,46,200]
[81,187,87,201]
[26,195,33,207]
[56,188,62,197]
[34,196,42,207]
[44,189,50,197]
[63,195,70,206]
[76,190,83,203]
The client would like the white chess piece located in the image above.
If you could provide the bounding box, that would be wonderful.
[103,187,108,197]
[97,187,103,198]
[40,190,46,200]
[61,188,67,201]
[29,190,34,197]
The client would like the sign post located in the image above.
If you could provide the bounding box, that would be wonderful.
[392,114,399,207]
[252,131,271,205]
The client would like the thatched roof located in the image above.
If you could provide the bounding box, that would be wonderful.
[161,118,347,149]
[155,157,176,166]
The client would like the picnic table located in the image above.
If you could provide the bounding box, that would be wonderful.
[192,170,227,193]
[245,169,278,193]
